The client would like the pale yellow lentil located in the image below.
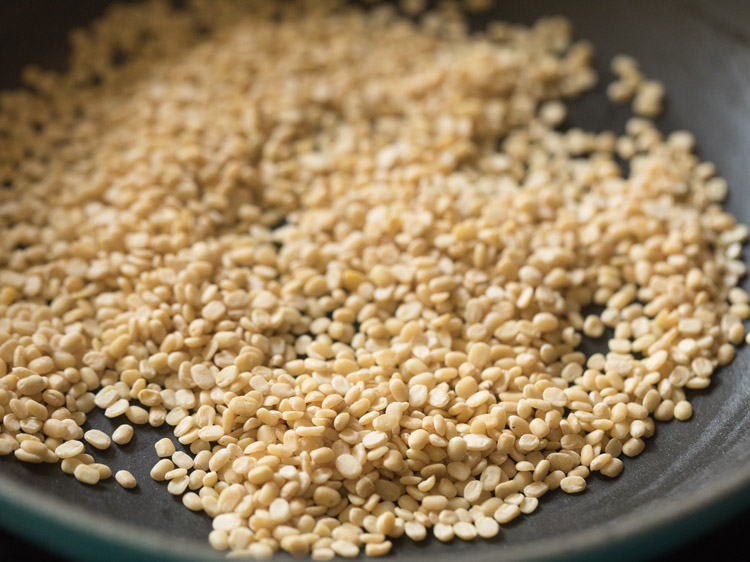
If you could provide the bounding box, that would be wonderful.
[115,470,138,489]
[674,401,693,421]
[0,0,743,558]
[83,430,111,451]
[111,425,134,446]
[74,464,100,486]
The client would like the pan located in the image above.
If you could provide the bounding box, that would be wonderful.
[0,1,749,561]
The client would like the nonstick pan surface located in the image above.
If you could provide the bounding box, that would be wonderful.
[0,1,749,561]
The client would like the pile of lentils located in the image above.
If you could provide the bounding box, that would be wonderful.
[0,0,747,558]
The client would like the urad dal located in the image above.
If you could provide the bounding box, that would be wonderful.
[0,0,747,558]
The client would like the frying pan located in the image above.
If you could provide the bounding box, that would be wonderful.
[1,1,749,561]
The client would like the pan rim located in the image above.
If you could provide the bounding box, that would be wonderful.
[0,456,748,562]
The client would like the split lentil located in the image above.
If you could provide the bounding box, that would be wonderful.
[83,429,111,450]
[115,469,138,489]
[155,438,176,458]
[112,424,134,446]
[0,0,745,558]
[74,464,100,486]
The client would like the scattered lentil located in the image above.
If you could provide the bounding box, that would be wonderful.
[115,470,138,489]
[112,425,134,446]
[607,54,665,117]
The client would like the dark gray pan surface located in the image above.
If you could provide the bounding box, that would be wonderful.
[0,1,749,561]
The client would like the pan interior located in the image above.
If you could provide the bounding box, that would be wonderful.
[0,1,749,561]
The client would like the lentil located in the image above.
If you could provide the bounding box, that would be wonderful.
[674,401,693,421]
[84,430,111,451]
[151,459,175,482]
[55,441,84,460]
[453,521,478,540]
[112,425,134,446]
[74,464,100,486]
[475,517,500,539]
[115,470,138,489]
[560,476,587,494]
[155,438,176,458]
[0,1,743,558]
[433,524,455,542]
